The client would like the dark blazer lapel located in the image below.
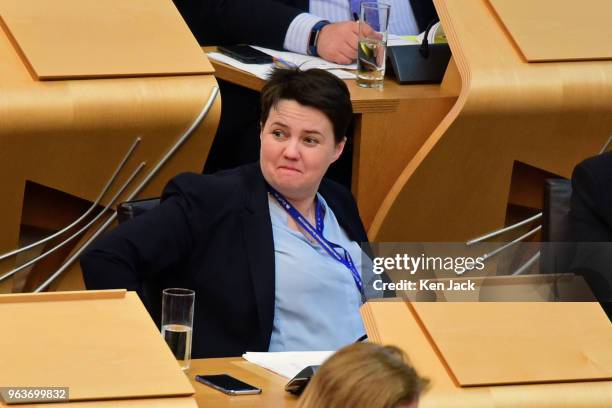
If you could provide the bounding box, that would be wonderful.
[319,181,367,244]
[329,198,361,242]
[240,163,276,349]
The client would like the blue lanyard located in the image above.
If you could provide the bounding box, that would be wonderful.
[267,185,365,299]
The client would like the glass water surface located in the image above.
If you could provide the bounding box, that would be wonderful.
[161,288,195,370]
[357,2,390,89]
[358,38,386,87]
[161,324,193,370]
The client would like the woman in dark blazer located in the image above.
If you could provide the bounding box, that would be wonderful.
[81,68,373,357]
[570,151,612,320]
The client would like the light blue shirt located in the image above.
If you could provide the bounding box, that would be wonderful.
[284,0,420,55]
[268,193,368,352]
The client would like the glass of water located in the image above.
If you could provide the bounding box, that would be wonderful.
[161,288,195,370]
[357,2,390,88]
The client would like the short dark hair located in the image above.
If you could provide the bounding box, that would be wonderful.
[260,68,353,144]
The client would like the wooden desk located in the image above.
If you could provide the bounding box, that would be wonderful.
[187,358,298,408]
[205,47,459,230]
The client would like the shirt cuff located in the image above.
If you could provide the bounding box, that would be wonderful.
[284,13,327,55]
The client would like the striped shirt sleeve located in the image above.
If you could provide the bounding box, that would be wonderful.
[283,13,326,55]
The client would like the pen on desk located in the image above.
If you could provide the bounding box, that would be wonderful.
[273,57,297,69]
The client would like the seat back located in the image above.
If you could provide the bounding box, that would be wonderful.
[540,179,575,274]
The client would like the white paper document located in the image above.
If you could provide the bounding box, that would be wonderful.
[207,46,356,80]
[242,351,334,379]
[251,46,357,71]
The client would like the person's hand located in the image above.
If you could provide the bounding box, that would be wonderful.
[316,21,376,65]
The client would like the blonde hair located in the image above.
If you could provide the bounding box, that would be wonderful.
[297,343,429,408]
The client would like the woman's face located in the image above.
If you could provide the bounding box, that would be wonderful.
[260,99,345,200]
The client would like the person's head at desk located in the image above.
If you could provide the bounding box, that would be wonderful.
[81,67,375,357]
[259,66,350,230]
[298,343,428,408]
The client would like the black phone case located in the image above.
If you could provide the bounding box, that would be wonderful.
[217,45,273,64]
[195,374,261,395]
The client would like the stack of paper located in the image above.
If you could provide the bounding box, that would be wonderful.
[242,351,334,379]
[251,46,357,72]
[207,45,357,80]
[207,51,273,79]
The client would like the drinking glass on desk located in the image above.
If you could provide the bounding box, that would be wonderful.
[357,2,390,88]
[161,288,195,370]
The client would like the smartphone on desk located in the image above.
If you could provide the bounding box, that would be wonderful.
[217,45,273,64]
[196,374,262,396]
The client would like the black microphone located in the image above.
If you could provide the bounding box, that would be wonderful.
[420,18,440,58]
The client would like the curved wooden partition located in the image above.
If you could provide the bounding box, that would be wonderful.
[0,1,220,293]
[370,0,612,242]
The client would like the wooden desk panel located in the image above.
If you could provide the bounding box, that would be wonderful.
[0,291,194,402]
[0,0,213,79]
[413,302,612,386]
[488,0,612,62]
[362,301,612,407]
